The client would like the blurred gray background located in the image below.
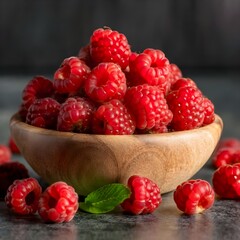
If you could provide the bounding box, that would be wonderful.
[0,0,240,141]
[1,0,240,72]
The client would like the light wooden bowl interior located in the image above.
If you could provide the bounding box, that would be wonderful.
[10,114,223,196]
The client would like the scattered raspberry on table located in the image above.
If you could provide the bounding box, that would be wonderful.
[173,179,215,214]
[212,163,240,199]
[0,144,12,164]
[0,162,29,199]
[212,138,240,168]
[5,177,42,215]
[121,175,162,215]
[38,181,79,223]
[8,137,21,154]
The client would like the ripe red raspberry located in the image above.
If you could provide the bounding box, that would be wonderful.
[212,147,236,168]
[5,177,42,215]
[53,56,90,94]
[202,97,215,125]
[170,78,197,91]
[121,175,162,215]
[38,181,79,223]
[8,137,20,154]
[0,162,29,199]
[166,86,205,131]
[20,76,54,119]
[168,63,183,85]
[128,48,170,94]
[231,150,240,164]
[173,179,215,214]
[90,28,131,70]
[216,138,240,151]
[124,84,173,133]
[84,62,127,103]
[78,44,93,68]
[57,97,95,133]
[92,99,135,135]
[212,163,240,199]
[0,144,12,164]
[26,98,61,129]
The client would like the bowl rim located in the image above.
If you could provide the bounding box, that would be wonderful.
[10,113,223,139]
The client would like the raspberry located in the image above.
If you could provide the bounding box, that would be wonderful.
[202,97,215,125]
[168,63,182,85]
[38,181,79,223]
[212,138,240,168]
[170,78,197,91]
[173,179,215,214]
[121,175,162,215]
[20,76,54,119]
[0,162,29,199]
[84,62,127,103]
[26,97,61,129]
[124,84,172,133]
[231,150,240,164]
[92,99,135,135]
[18,103,29,120]
[5,177,42,215]
[212,163,240,199]
[78,44,93,68]
[212,147,236,168]
[90,28,131,70]
[57,97,95,133]
[0,144,12,164]
[8,137,20,154]
[216,138,240,151]
[53,56,90,94]
[128,48,170,94]
[166,86,205,131]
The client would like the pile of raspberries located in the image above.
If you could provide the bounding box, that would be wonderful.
[18,27,215,135]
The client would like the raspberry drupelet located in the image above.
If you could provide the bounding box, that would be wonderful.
[0,162,29,199]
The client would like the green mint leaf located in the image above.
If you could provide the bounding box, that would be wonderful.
[79,183,131,214]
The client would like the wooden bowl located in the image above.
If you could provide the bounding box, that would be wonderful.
[10,114,223,196]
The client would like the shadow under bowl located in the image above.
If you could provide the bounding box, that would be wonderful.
[10,114,223,196]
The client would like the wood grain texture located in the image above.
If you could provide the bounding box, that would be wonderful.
[10,114,223,196]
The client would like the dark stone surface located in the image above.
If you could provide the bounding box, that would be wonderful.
[0,71,240,240]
